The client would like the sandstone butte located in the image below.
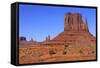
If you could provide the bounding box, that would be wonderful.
[19,13,96,64]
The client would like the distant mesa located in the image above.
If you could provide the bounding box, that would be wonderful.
[19,36,26,41]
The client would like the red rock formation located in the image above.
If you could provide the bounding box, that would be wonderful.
[44,13,96,46]
[64,13,88,32]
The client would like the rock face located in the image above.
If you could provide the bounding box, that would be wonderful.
[19,13,96,64]
[64,13,88,32]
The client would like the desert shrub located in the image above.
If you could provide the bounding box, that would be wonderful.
[91,51,95,54]
[36,51,43,57]
[64,44,69,48]
[62,42,69,55]
[79,50,83,54]
[63,51,67,55]
[32,50,43,57]
[49,49,56,55]
[25,48,33,55]
[31,51,37,57]
[64,42,69,50]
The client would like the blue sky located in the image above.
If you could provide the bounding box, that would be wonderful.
[19,4,96,41]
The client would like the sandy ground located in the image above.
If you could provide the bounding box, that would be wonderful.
[19,45,96,64]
